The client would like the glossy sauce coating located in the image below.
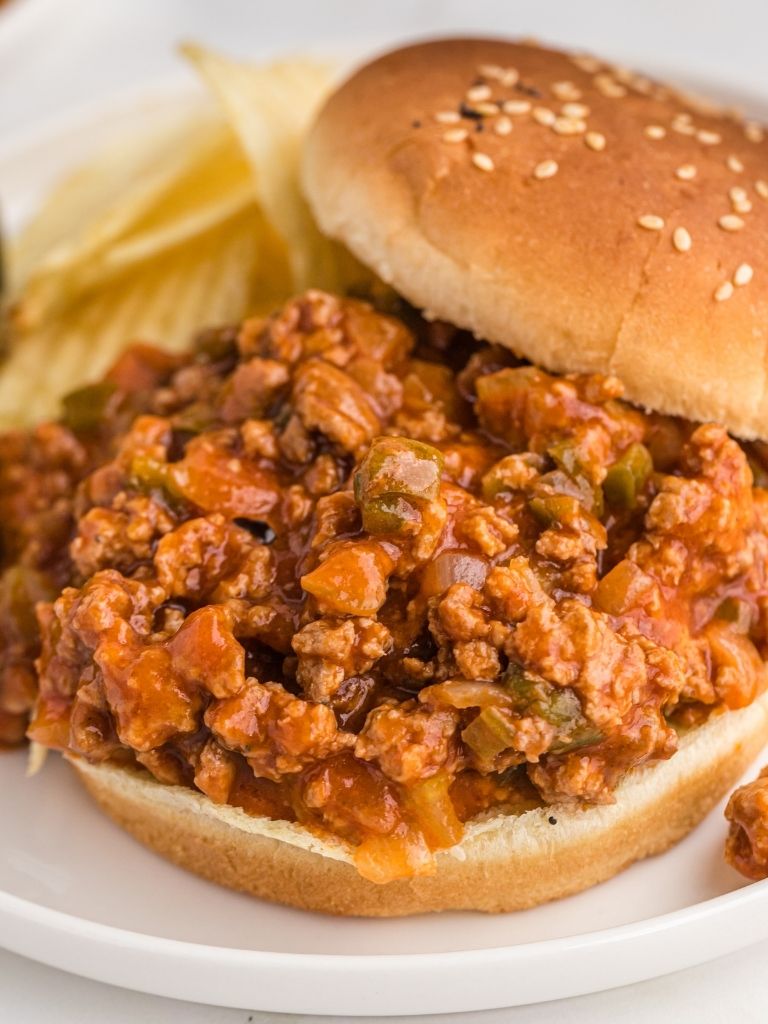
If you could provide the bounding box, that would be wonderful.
[726,766,768,879]
[4,292,768,882]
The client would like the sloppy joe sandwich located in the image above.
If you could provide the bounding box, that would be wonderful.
[5,38,768,916]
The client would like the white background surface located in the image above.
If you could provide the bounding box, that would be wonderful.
[2,1,768,1020]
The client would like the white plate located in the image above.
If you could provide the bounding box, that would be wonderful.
[3,73,768,1019]
[3,749,768,1016]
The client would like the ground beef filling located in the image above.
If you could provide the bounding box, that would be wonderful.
[4,291,768,882]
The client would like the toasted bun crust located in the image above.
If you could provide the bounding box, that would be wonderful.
[303,39,768,439]
[68,691,768,916]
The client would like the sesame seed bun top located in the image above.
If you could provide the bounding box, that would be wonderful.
[302,38,768,439]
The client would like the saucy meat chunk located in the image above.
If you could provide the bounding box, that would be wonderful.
[4,290,768,883]
[726,767,768,880]
[206,679,354,780]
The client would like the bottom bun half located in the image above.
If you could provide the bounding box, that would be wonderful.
[68,692,768,917]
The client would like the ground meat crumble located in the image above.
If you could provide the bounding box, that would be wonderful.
[3,290,768,882]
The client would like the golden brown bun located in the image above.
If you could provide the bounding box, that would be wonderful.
[303,39,768,439]
[68,691,768,917]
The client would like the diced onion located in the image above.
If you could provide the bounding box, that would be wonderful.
[420,679,511,709]
[420,551,489,598]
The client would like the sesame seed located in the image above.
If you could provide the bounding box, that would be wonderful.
[552,80,581,101]
[734,263,754,286]
[503,99,531,115]
[675,111,693,123]
[435,110,461,124]
[475,101,500,116]
[676,164,697,180]
[672,115,696,136]
[594,74,627,98]
[585,131,606,151]
[733,197,753,214]
[467,84,492,102]
[533,159,559,180]
[637,214,665,231]
[719,214,745,231]
[632,76,654,95]
[533,107,556,126]
[562,102,590,119]
[755,180,768,199]
[745,122,765,143]
[493,116,513,136]
[472,152,495,172]
[572,54,601,74]
[714,281,735,301]
[553,116,587,136]
[645,125,666,139]
[612,65,634,85]
[730,185,748,203]
[672,227,692,252]
[479,64,519,87]
[727,154,745,173]
[697,129,722,145]
[443,128,469,143]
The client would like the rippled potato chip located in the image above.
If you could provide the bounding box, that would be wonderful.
[10,113,222,287]
[0,201,290,427]
[1,45,375,428]
[11,119,258,330]
[183,44,370,293]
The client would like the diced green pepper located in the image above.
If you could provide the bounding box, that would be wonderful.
[354,437,443,535]
[503,664,603,753]
[545,443,604,516]
[61,381,116,433]
[549,721,605,754]
[603,443,653,510]
[355,436,444,501]
[360,495,422,535]
[547,440,582,478]
[528,493,582,526]
[461,706,518,759]
[504,665,578,725]
[128,454,183,503]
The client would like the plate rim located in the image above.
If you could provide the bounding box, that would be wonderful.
[3,871,768,966]
[4,876,768,1014]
